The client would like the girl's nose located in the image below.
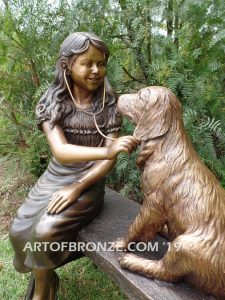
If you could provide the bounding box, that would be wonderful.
[92,64,98,74]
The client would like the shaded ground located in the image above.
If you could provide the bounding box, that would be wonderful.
[0,160,34,234]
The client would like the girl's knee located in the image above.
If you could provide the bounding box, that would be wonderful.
[9,220,24,242]
[33,216,57,242]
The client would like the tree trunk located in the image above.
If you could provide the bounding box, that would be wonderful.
[167,0,173,36]
[29,59,40,88]
[174,2,179,50]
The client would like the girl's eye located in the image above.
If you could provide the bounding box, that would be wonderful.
[98,62,106,67]
[81,62,91,67]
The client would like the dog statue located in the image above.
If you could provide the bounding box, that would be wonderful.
[116,86,225,299]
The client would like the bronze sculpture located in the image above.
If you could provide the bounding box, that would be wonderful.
[9,32,138,300]
[116,86,225,299]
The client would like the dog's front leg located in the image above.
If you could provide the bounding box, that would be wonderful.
[125,206,164,245]
[124,193,166,246]
[112,193,165,251]
[112,203,164,251]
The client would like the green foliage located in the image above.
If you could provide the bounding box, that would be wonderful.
[107,120,143,203]
[0,0,224,195]
[107,151,143,202]
[20,126,50,177]
[183,108,225,185]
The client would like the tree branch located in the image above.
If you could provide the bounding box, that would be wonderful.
[135,38,149,81]
[122,66,145,84]
[29,59,40,88]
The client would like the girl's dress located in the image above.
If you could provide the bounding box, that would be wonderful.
[9,97,122,272]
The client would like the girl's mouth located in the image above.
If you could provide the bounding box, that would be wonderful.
[87,77,101,82]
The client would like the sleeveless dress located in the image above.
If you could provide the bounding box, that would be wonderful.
[9,97,122,273]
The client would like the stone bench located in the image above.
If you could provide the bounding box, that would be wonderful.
[77,188,215,300]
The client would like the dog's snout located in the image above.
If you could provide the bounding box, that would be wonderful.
[116,96,123,115]
[117,93,141,125]
[117,94,130,115]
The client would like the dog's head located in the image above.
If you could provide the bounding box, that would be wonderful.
[117,86,181,141]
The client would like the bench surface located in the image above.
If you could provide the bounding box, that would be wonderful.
[77,188,215,300]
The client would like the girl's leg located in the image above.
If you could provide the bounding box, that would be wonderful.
[32,269,57,300]
[30,181,105,270]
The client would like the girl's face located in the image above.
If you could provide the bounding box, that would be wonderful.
[70,45,107,92]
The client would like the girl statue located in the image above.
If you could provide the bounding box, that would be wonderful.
[9,32,138,300]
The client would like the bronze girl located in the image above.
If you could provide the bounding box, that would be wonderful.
[9,32,138,300]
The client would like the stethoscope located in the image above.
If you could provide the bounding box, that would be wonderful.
[64,69,116,141]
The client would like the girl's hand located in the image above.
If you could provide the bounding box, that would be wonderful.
[47,182,82,214]
[107,136,140,159]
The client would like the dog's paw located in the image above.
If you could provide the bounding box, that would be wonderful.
[111,238,127,251]
[119,253,137,268]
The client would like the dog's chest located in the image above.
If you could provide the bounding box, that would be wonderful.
[141,159,169,190]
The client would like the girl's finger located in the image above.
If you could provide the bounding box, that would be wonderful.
[50,192,59,202]
[56,201,70,214]
[118,143,133,153]
[50,198,66,214]
[50,200,62,214]
[48,194,60,206]
[117,145,130,154]
[48,195,63,212]
[120,136,135,143]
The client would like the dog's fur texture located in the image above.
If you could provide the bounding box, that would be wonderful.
[116,86,225,299]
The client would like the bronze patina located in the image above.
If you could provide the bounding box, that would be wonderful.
[9,32,138,300]
[116,86,225,299]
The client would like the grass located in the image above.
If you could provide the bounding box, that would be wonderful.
[0,235,28,300]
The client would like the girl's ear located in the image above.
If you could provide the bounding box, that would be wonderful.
[60,59,68,70]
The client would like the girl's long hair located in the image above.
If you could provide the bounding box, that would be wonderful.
[36,32,115,128]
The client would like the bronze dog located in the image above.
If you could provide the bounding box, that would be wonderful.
[116,86,225,299]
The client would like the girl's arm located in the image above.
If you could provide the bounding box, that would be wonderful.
[47,132,120,214]
[42,121,137,163]
[43,122,139,214]
[75,131,119,187]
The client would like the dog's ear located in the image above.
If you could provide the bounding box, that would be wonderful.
[133,87,172,141]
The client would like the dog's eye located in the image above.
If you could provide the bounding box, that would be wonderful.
[139,89,151,101]
[138,91,143,100]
